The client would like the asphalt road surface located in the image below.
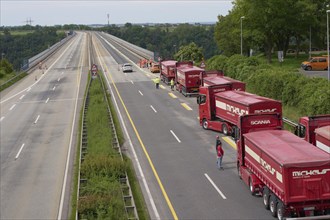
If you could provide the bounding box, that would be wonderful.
[0,32,89,219]
[93,32,273,220]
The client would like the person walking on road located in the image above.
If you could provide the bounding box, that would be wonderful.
[155,77,160,89]
[170,78,175,91]
[216,137,224,170]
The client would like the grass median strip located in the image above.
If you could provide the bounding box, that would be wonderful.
[72,73,149,220]
[77,77,127,219]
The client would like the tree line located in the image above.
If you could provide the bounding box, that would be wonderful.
[99,23,219,61]
[0,25,68,70]
[215,0,328,62]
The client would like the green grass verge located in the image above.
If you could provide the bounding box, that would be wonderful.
[0,72,27,92]
[71,72,149,220]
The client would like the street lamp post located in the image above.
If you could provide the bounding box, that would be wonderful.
[327,9,330,80]
[240,16,245,56]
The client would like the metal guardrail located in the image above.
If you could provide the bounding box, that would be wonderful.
[23,32,76,71]
[0,33,76,90]
[99,32,154,61]
[76,32,138,220]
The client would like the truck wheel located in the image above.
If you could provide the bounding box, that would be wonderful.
[277,201,284,220]
[270,194,278,217]
[249,178,255,195]
[202,119,208,130]
[222,124,229,135]
[306,66,312,71]
[263,187,270,210]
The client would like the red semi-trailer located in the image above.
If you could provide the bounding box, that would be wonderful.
[198,90,282,135]
[235,114,330,220]
[284,115,330,147]
[315,125,330,153]
[198,77,246,132]
[160,60,177,84]
[175,61,205,96]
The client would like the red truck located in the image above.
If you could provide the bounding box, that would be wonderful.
[315,125,330,153]
[198,77,245,132]
[198,90,282,135]
[284,115,330,148]
[235,113,330,220]
[160,60,177,84]
[175,61,205,96]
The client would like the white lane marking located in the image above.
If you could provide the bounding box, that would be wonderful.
[53,86,56,91]
[34,115,40,124]
[27,87,31,92]
[0,37,76,105]
[15,143,25,160]
[61,72,64,75]
[139,90,143,96]
[9,104,16,111]
[130,80,134,84]
[57,35,84,219]
[57,77,61,82]
[170,130,181,143]
[0,116,4,122]
[150,105,157,113]
[204,173,227,200]
[95,39,160,218]
[19,95,25,100]
[45,97,50,103]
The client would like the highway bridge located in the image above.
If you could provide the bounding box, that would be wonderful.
[0,31,274,219]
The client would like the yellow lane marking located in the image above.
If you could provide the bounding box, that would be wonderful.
[222,136,237,150]
[168,93,177,99]
[94,41,178,220]
[160,85,166,89]
[181,103,192,111]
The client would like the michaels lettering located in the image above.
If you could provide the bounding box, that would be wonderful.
[292,169,330,177]
[226,104,248,116]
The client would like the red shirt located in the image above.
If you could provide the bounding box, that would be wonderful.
[217,145,224,157]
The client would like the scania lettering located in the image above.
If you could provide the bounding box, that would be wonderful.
[199,89,282,136]
[234,114,330,220]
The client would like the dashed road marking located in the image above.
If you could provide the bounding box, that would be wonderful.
[168,93,177,99]
[15,143,25,160]
[170,130,181,143]
[34,115,40,124]
[9,104,16,111]
[181,103,192,111]
[204,173,227,199]
[150,105,157,113]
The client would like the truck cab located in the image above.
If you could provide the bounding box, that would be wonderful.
[294,115,330,145]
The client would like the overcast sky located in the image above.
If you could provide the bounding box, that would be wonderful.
[1,0,233,26]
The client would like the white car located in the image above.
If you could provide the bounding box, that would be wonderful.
[122,63,133,72]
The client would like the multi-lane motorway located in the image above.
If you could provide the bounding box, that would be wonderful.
[0,32,89,219]
[1,31,274,219]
